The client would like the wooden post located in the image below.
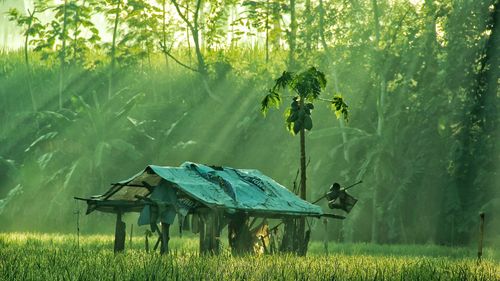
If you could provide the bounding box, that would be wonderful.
[259,235,268,254]
[207,211,220,255]
[323,218,328,255]
[74,202,80,248]
[160,222,170,255]
[206,214,214,254]
[269,228,277,254]
[114,211,126,253]
[199,214,206,254]
[478,212,485,262]
[198,211,222,255]
[129,224,133,248]
[213,212,222,255]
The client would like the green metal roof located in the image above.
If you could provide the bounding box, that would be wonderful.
[82,162,323,217]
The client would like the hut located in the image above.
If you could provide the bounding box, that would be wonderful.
[75,162,338,254]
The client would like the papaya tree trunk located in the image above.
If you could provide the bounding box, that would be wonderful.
[299,101,307,201]
[297,97,307,254]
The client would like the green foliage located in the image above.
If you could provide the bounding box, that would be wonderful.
[331,96,348,121]
[260,89,281,115]
[204,0,234,50]
[238,0,285,44]
[0,233,499,280]
[30,1,101,65]
[6,1,48,51]
[0,0,498,248]
[97,0,160,67]
[262,67,347,135]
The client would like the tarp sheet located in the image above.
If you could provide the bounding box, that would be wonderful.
[95,162,323,217]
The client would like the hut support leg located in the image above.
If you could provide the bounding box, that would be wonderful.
[114,212,126,253]
[199,215,206,254]
[160,222,170,255]
[212,212,221,255]
[198,211,224,255]
[206,213,214,254]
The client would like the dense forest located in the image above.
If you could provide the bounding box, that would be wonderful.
[0,0,498,248]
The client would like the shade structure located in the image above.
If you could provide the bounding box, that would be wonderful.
[79,162,323,218]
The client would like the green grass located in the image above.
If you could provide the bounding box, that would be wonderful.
[0,233,499,280]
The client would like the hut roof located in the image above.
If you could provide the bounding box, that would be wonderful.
[79,162,323,218]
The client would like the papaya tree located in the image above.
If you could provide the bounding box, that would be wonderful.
[261,67,348,253]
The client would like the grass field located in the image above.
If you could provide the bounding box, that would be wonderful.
[1,233,499,280]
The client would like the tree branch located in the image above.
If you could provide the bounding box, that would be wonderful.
[170,0,194,31]
[160,45,198,72]
[194,0,202,24]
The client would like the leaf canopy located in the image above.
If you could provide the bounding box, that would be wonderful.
[261,67,348,135]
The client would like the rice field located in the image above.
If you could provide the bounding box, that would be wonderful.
[0,233,499,280]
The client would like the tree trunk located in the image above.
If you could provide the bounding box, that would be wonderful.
[108,0,121,99]
[192,0,207,76]
[288,0,296,68]
[304,0,311,51]
[297,97,307,254]
[371,0,382,244]
[265,0,269,63]
[318,0,327,51]
[299,123,306,200]
[170,0,216,101]
[24,9,36,113]
[58,0,68,110]
[484,1,499,108]
[452,0,499,244]
[192,28,206,76]
[72,0,86,65]
[162,0,169,67]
